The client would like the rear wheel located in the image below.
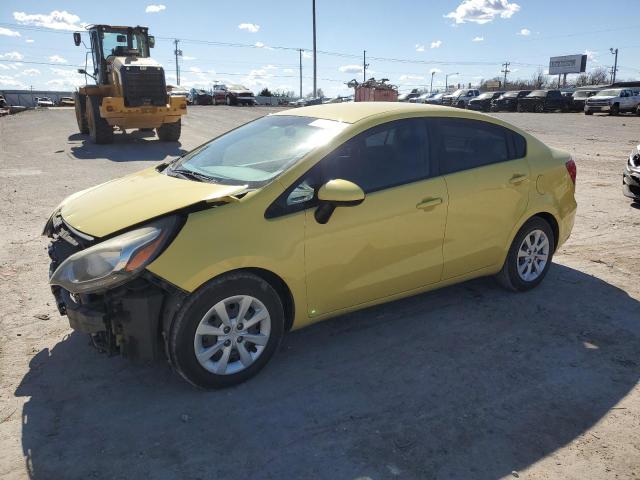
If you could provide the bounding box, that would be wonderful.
[86,95,113,144]
[517,104,524,112]
[496,217,555,292]
[74,92,89,134]
[534,103,544,113]
[157,119,181,141]
[168,272,285,389]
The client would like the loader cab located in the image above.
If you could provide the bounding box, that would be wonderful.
[79,25,154,85]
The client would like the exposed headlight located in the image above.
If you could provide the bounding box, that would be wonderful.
[50,216,180,294]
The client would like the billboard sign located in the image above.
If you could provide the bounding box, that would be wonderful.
[549,54,587,75]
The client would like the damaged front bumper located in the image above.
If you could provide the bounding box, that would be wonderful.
[623,166,640,201]
[47,214,186,361]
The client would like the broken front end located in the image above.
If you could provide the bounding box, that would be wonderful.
[44,212,186,361]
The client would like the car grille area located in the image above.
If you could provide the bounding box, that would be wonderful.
[120,66,167,107]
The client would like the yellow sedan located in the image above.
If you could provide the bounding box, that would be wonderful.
[45,102,577,388]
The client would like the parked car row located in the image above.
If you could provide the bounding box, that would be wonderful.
[404,87,640,116]
[173,84,257,106]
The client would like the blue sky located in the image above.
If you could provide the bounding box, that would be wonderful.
[0,0,638,96]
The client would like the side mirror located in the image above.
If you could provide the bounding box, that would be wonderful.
[77,68,87,75]
[314,179,365,224]
[73,32,81,46]
[149,36,155,48]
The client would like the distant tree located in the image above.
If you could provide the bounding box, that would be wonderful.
[316,88,325,98]
[259,88,273,97]
[588,67,609,85]
[530,68,547,89]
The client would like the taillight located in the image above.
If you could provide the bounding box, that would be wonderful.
[565,158,577,184]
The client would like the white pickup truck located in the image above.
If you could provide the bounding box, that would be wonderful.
[584,88,640,115]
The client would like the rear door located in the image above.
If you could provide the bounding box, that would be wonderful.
[431,117,530,279]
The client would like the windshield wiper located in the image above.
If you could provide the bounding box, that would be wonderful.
[170,167,215,183]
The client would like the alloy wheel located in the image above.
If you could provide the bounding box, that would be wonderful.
[517,229,550,282]
[193,295,271,375]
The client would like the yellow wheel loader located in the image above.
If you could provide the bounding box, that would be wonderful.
[73,25,186,144]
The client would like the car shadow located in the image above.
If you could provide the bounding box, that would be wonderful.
[69,131,187,162]
[631,202,640,210]
[16,264,640,479]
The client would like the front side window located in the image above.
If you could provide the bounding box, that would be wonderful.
[435,118,512,174]
[267,119,431,217]
[169,115,348,187]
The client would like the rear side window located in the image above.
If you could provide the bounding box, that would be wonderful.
[433,118,526,174]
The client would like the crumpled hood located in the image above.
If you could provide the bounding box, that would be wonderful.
[59,166,247,237]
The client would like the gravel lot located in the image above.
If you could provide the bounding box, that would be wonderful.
[0,106,639,480]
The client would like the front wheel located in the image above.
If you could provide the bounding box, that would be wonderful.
[496,217,555,292]
[534,103,545,113]
[585,110,593,115]
[157,119,181,141]
[168,272,284,388]
[609,103,620,116]
[86,95,113,144]
[226,95,233,106]
[74,92,89,134]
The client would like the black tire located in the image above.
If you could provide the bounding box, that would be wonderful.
[226,95,233,106]
[74,92,89,134]
[609,103,620,116]
[457,100,465,109]
[168,272,285,389]
[534,103,545,113]
[86,95,113,144]
[156,119,181,142]
[517,104,524,113]
[496,217,556,292]
[585,110,593,115]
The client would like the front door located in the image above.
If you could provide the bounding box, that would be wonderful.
[301,118,448,317]
[431,117,531,279]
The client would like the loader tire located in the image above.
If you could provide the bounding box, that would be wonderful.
[74,92,89,134]
[157,119,181,142]
[86,95,113,144]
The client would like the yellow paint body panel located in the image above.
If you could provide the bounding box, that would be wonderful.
[59,103,577,331]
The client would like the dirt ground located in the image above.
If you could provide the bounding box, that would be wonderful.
[0,106,639,480]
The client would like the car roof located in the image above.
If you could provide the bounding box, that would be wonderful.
[275,102,470,124]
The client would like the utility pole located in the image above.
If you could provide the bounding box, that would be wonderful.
[174,39,182,86]
[299,49,303,99]
[429,71,435,94]
[501,61,510,89]
[610,47,619,84]
[312,0,317,98]
[363,50,369,83]
[445,72,458,92]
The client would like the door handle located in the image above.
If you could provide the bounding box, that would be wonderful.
[416,197,443,210]
[509,174,528,185]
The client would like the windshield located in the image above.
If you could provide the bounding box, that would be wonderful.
[229,84,247,90]
[502,92,518,98]
[596,89,622,97]
[573,91,593,98]
[476,93,493,99]
[450,89,464,96]
[169,115,348,187]
[528,90,547,97]
[101,30,149,58]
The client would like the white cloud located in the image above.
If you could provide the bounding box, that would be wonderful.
[283,68,294,73]
[238,23,260,33]
[517,28,530,36]
[145,4,166,13]
[445,0,520,24]
[302,51,312,59]
[254,42,265,48]
[49,55,67,63]
[26,38,34,43]
[0,74,26,88]
[189,67,202,73]
[182,56,196,61]
[399,74,425,81]
[0,64,10,70]
[339,64,364,74]
[430,68,442,74]
[584,49,598,63]
[22,68,40,76]
[472,36,484,42]
[415,44,425,52]
[0,27,20,37]
[0,51,24,61]
[430,40,442,49]
[46,67,84,89]
[13,10,86,31]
